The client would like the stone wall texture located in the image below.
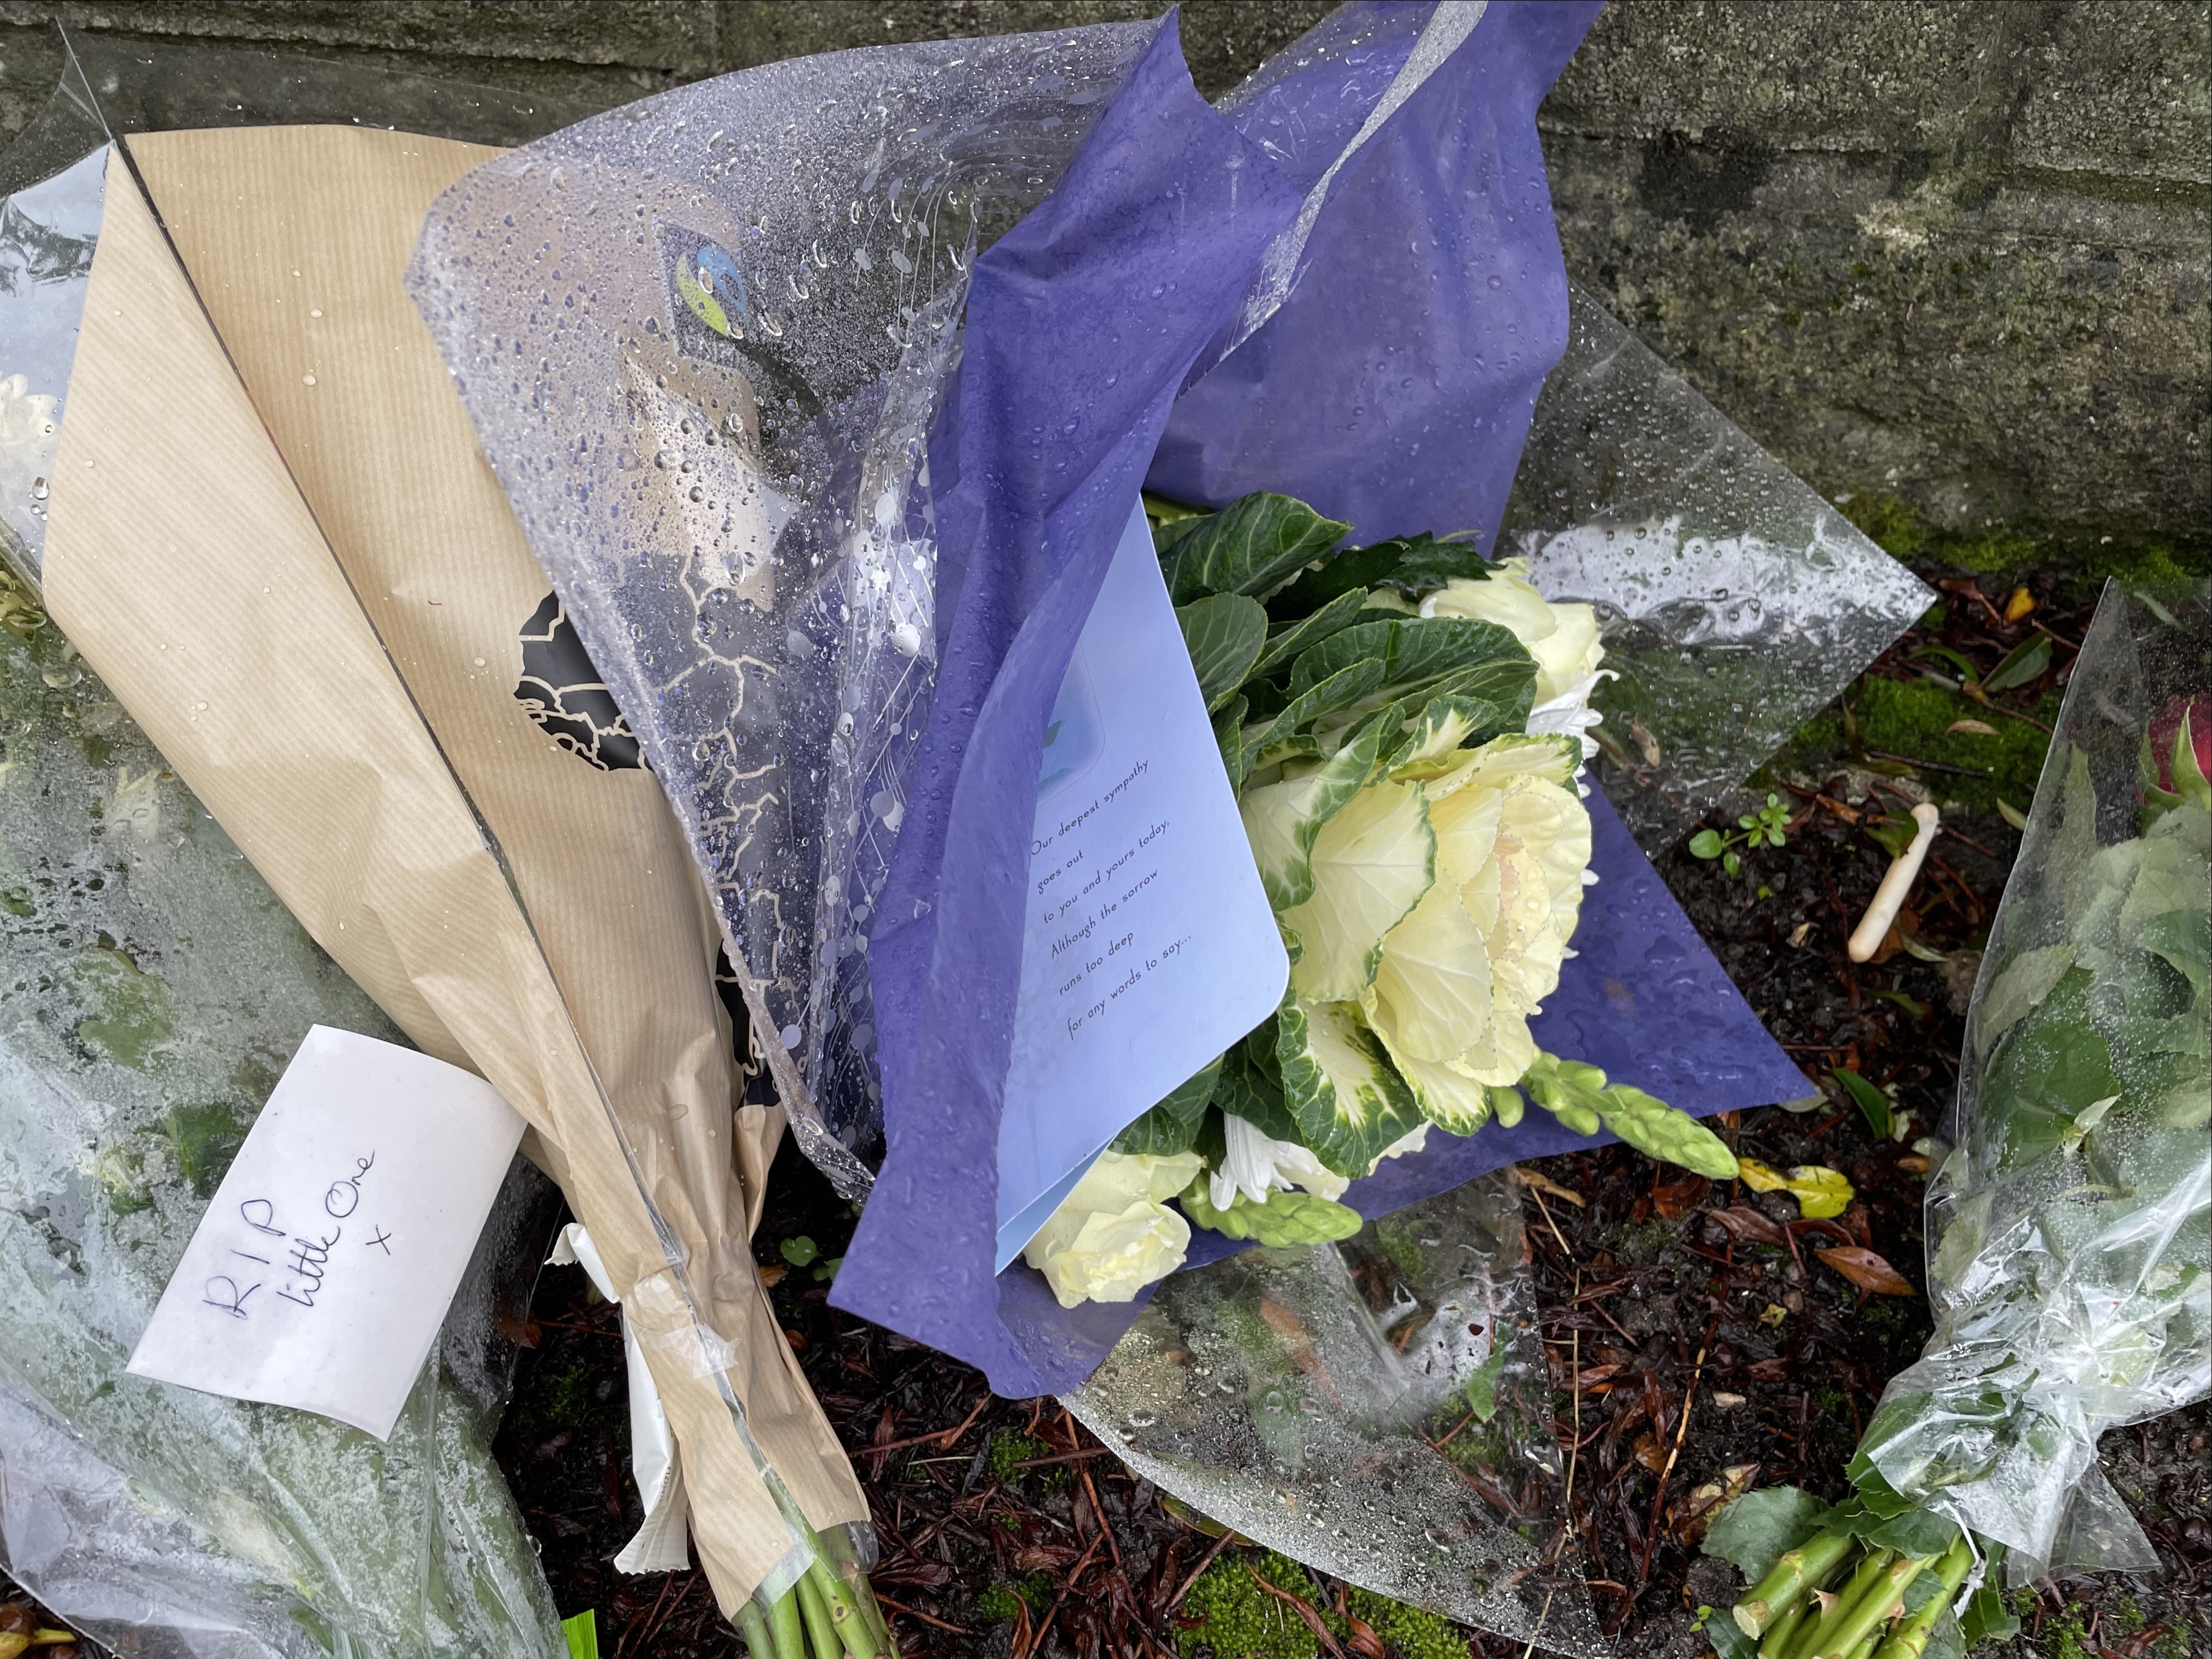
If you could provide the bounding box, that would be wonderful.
[2,0,2204,559]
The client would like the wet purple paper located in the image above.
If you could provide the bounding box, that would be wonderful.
[833,17,1306,1392]
[842,1,1806,1398]
[1151,0,1606,550]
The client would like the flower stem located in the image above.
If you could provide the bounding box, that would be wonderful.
[1871,1535,1975,1659]
[737,1601,780,1659]
[796,1570,843,1659]
[1736,1530,1857,1636]
[1791,1548,1893,1659]
[769,1585,806,1659]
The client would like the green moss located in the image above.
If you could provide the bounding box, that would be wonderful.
[988,1430,1055,1488]
[1175,1551,1474,1659]
[1175,1552,1325,1659]
[976,1575,1050,1623]
[165,1100,254,1199]
[1841,494,2211,587]
[1341,1587,1465,1659]
[1763,673,2055,816]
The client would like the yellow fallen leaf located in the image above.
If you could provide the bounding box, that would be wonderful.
[1758,1302,1788,1328]
[1737,1157,1787,1193]
[1735,1158,1853,1218]
[2004,585,2035,622]
[1946,718,2000,737]
[1786,1165,1854,1219]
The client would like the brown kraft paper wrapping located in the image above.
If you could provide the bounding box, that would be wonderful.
[40,136,864,1608]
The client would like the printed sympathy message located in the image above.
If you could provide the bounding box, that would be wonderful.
[1031,759,1196,1041]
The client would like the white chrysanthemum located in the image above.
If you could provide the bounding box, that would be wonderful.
[1210,1114,1351,1211]
[1023,1150,1202,1308]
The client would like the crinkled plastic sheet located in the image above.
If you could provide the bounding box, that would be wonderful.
[0,575,564,1656]
[408,15,1171,1199]
[0,35,611,1657]
[1502,283,1933,850]
[1861,581,2210,1584]
[1069,1173,1604,1655]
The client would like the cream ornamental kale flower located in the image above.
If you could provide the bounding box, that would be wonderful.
[1419,560,1603,705]
[1023,1150,1203,1309]
[1362,734,1591,1129]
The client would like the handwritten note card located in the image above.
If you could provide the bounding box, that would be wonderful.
[994,503,1289,1268]
[128,1026,525,1440]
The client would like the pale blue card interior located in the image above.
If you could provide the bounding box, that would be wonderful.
[992,503,1289,1271]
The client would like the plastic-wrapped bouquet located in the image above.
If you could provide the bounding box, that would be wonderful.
[1026,492,1738,1307]
[1705,581,2209,1659]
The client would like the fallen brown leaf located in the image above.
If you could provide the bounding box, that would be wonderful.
[1816,1244,1917,1297]
[1653,1172,1711,1220]
[1632,1432,1667,1474]
[1517,1167,1588,1207]
[1672,1462,1759,1543]
[1705,1205,1790,1248]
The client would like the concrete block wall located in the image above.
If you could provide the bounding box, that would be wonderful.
[2,0,2203,560]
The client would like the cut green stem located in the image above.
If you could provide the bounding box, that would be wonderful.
[736,1601,780,1659]
[1810,1550,1931,1659]
[769,1585,806,1659]
[1758,1600,1810,1658]
[796,1571,842,1659]
[1871,1535,1975,1659]
[1794,1549,1894,1659]
[1737,1531,1857,1636]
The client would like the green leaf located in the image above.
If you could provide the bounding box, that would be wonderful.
[1276,997,1427,1177]
[1284,774,1436,1001]
[1267,531,1493,618]
[1175,592,1270,712]
[1958,1574,2021,1646]
[1288,616,1532,713]
[1972,942,2077,1057]
[1867,817,1918,860]
[1996,797,2030,831]
[1384,695,1511,779]
[779,1236,819,1267]
[1179,1182,1364,1247]
[1833,1069,1892,1137]
[1246,587,1372,681]
[1239,657,1388,766]
[1164,492,1350,603]
[1861,1505,1961,1558]
[562,1609,600,1659]
[1701,1487,1833,1582]
[1909,642,1982,684]
[1213,1044,1303,1142]
[1689,829,1726,860]
[1981,632,2052,692]
[1113,1055,1225,1155]
[1238,701,1402,911]
[1213,694,1250,793]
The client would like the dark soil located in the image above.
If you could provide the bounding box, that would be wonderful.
[492,567,2208,1659]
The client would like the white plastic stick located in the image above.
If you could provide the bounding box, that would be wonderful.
[1848,801,1942,963]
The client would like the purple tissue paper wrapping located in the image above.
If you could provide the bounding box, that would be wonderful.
[835,1,1808,1399]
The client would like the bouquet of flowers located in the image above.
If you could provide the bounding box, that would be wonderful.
[1703,582,2210,1659]
[1022,491,1738,1308]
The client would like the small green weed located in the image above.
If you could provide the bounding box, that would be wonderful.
[1690,792,1792,877]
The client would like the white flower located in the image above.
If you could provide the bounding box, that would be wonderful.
[1023,1150,1202,1308]
[1420,560,1605,706]
[1210,1114,1351,1211]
